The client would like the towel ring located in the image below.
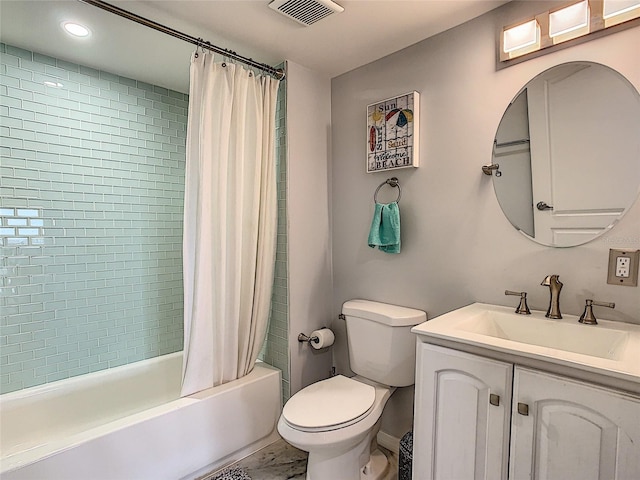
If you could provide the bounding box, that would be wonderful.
[374,177,402,204]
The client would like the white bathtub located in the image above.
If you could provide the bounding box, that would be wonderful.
[0,353,282,480]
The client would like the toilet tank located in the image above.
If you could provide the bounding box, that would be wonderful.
[342,299,427,387]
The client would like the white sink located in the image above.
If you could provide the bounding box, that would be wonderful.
[412,303,640,384]
[457,309,628,360]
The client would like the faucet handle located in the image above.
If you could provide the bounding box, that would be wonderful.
[505,290,531,315]
[579,299,615,325]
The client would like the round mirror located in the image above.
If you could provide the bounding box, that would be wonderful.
[491,62,640,247]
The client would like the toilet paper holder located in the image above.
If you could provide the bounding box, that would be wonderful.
[297,332,320,345]
[298,328,335,349]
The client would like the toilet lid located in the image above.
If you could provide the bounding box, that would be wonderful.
[283,375,375,430]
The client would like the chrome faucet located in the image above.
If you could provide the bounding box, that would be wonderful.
[541,274,563,319]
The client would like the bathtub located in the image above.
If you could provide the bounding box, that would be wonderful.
[0,353,282,480]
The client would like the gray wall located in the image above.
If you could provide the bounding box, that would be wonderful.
[286,60,334,396]
[330,2,640,439]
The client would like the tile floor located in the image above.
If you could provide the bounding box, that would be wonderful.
[198,438,399,480]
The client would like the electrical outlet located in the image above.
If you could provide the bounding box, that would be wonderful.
[616,256,630,278]
[607,249,639,286]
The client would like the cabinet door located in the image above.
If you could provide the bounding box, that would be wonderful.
[510,367,640,480]
[413,343,513,480]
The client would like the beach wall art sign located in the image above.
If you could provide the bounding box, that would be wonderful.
[366,91,420,173]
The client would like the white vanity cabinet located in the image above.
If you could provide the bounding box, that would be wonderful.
[413,343,640,480]
[510,367,640,480]
[413,343,513,480]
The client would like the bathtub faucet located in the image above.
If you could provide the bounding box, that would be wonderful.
[541,274,563,319]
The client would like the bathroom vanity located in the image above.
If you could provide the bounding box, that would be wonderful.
[411,303,640,480]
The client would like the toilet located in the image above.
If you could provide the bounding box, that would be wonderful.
[277,299,427,480]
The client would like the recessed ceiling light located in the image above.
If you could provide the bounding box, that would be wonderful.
[62,22,91,37]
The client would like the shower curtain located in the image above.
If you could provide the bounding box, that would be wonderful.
[181,52,280,397]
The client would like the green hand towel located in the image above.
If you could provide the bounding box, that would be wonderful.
[368,202,401,254]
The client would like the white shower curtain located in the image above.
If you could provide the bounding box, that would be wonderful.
[181,52,280,397]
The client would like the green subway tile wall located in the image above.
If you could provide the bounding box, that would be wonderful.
[260,66,290,403]
[0,44,289,398]
[0,43,186,394]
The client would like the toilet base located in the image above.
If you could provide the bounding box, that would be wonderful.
[303,430,390,480]
[304,427,372,480]
[361,448,390,480]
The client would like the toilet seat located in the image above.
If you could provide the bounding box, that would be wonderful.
[282,375,375,432]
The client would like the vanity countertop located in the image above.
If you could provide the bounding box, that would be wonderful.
[412,303,640,395]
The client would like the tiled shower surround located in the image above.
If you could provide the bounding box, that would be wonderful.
[0,44,290,397]
[260,72,290,402]
[0,43,187,394]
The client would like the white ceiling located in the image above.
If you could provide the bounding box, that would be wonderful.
[0,0,508,93]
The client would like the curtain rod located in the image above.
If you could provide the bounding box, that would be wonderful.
[78,0,285,80]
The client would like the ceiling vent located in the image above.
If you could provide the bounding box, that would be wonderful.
[269,0,344,26]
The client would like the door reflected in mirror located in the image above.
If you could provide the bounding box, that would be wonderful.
[492,62,640,247]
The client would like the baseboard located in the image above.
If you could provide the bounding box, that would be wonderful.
[377,431,400,456]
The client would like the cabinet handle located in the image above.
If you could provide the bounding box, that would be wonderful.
[517,402,529,416]
[489,393,500,406]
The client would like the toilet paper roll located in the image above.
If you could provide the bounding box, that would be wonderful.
[310,328,335,349]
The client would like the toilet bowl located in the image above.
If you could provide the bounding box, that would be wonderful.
[278,300,427,480]
[277,375,394,480]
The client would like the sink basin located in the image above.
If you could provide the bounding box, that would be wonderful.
[411,303,640,384]
[457,310,628,360]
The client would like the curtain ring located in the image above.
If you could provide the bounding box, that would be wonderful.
[221,48,230,68]
[194,38,204,58]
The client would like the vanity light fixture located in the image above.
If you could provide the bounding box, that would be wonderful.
[503,19,540,53]
[62,21,91,37]
[499,0,640,64]
[603,0,640,26]
[549,0,589,38]
[604,0,640,18]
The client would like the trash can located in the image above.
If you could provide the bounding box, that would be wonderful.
[399,431,413,480]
